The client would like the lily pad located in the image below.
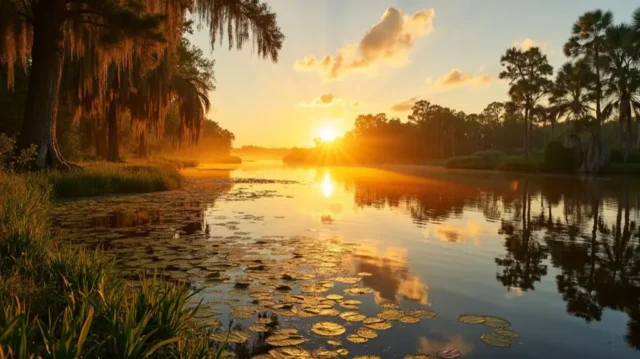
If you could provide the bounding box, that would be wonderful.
[210,331,249,344]
[482,316,511,329]
[339,311,366,322]
[405,309,437,319]
[356,327,378,339]
[496,328,519,338]
[400,315,420,323]
[364,317,392,330]
[265,333,308,347]
[269,347,312,358]
[458,314,486,324]
[347,334,368,343]
[312,322,347,336]
[481,333,512,347]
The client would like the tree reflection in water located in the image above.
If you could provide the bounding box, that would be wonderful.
[327,167,640,350]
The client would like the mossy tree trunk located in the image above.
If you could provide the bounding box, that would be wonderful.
[16,0,69,169]
[107,102,121,162]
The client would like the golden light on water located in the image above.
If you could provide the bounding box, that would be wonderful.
[321,172,334,198]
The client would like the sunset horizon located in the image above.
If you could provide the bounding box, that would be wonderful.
[189,1,638,147]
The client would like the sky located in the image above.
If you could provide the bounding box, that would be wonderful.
[188,0,638,147]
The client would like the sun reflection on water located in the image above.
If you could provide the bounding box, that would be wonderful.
[321,171,334,198]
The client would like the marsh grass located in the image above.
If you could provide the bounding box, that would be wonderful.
[49,162,184,198]
[0,173,225,358]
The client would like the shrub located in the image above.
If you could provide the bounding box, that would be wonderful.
[496,157,540,172]
[472,150,506,162]
[0,133,37,172]
[445,155,497,170]
[543,141,579,173]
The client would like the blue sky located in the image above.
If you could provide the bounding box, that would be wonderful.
[189,1,638,147]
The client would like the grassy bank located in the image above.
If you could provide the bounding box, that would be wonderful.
[50,162,185,198]
[0,173,225,358]
[444,150,543,173]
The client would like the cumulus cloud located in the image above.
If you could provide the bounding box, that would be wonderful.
[294,8,435,81]
[512,38,549,51]
[391,97,418,112]
[435,69,492,89]
[296,93,359,108]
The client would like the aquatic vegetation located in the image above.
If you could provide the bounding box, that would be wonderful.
[311,322,347,336]
[481,332,512,347]
[481,316,511,329]
[457,314,486,324]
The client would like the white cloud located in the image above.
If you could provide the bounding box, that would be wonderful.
[294,8,436,81]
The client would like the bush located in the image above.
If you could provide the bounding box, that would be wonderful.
[445,155,498,170]
[610,149,623,163]
[496,157,540,172]
[610,149,640,163]
[542,141,580,173]
[472,150,506,161]
[0,133,37,172]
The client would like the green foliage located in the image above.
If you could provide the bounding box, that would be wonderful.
[48,163,183,198]
[445,156,498,170]
[0,134,37,172]
[543,141,580,173]
[0,174,224,358]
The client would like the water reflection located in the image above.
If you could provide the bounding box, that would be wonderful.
[345,244,429,305]
[52,164,640,356]
[323,166,640,351]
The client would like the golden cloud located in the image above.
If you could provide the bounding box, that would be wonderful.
[418,335,474,356]
[391,97,418,112]
[345,244,429,305]
[435,69,492,89]
[294,8,435,81]
[296,93,358,108]
[512,38,549,52]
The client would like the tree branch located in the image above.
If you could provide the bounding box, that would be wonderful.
[80,20,108,28]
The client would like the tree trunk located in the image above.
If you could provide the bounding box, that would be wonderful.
[107,102,121,162]
[625,111,632,164]
[523,107,529,160]
[138,132,148,158]
[16,0,69,170]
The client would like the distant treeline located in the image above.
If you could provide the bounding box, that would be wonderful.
[285,8,640,174]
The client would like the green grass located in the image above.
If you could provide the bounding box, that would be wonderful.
[48,162,184,198]
[0,172,226,358]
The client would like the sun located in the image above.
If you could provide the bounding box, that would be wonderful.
[317,126,339,142]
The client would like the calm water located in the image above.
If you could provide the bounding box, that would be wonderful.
[52,163,640,359]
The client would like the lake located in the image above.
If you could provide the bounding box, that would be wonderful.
[52,163,640,359]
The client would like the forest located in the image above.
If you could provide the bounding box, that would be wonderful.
[284,9,640,174]
[0,0,284,168]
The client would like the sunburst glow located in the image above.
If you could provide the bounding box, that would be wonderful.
[317,126,339,142]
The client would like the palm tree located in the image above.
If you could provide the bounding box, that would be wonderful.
[564,10,613,128]
[549,61,596,133]
[602,24,640,163]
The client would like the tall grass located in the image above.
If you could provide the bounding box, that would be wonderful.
[49,163,184,198]
[0,173,224,358]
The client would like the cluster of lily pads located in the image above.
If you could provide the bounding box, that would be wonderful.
[52,175,520,358]
[458,315,518,348]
